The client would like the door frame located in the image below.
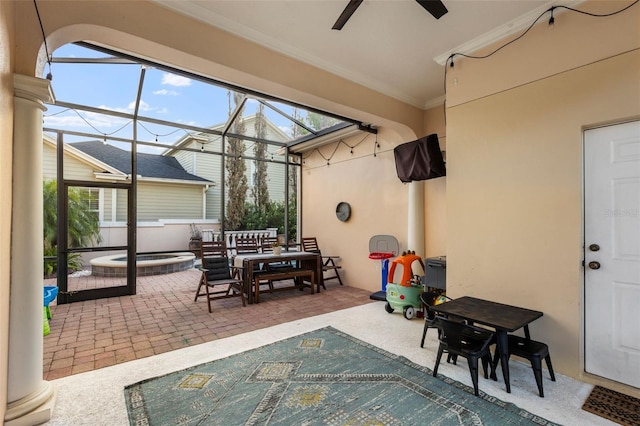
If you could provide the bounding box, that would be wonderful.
[582,119,640,387]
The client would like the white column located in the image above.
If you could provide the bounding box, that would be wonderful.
[5,74,56,425]
[407,180,425,256]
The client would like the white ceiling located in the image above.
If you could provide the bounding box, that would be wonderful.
[153,0,566,110]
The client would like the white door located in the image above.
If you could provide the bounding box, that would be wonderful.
[584,121,640,388]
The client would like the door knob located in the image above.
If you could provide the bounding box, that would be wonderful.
[589,244,600,252]
[588,261,601,270]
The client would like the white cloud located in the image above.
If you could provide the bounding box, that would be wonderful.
[153,89,178,96]
[161,73,191,87]
[128,100,152,112]
[279,125,293,137]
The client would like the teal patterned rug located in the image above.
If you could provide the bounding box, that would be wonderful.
[125,326,556,425]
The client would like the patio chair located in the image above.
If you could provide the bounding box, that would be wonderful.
[420,291,452,348]
[200,240,228,258]
[234,236,260,255]
[260,236,279,252]
[432,316,495,397]
[301,237,343,288]
[494,335,556,397]
[194,255,246,313]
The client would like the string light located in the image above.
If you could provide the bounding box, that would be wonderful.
[443,1,639,126]
[33,0,53,81]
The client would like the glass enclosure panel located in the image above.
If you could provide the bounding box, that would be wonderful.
[44,105,134,147]
[42,41,356,303]
[138,67,234,130]
[67,250,128,292]
[66,182,129,292]
[50,45,141,110]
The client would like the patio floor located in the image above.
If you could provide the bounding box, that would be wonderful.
[43,269,374,381]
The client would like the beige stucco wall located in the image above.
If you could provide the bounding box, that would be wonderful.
[445,0,640,389]
[423,105,447,257]
[300,103,447,291]
[301,127,414,291]
[0,0,15,420]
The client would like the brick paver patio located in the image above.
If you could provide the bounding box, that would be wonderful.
[43,269,374,380]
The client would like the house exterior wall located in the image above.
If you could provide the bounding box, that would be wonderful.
[0,0,15,420]
[137,181,203,221]
[172,118,291,220]
[42,142,207,222]
[445,1,640,392]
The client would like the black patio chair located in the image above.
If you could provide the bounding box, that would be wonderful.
[420,291,453,348]
[194,255,245,313]
[493,335,556,397]
[432,316,495,396]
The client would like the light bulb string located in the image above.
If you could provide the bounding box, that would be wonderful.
[44,107,133,136]
[446,1,639,67]
[33,0,53,80]
[302,134,379,164]
[443,1,639,127]
[136,121,191,139]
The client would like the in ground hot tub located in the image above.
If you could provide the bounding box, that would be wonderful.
[90,252,195,277]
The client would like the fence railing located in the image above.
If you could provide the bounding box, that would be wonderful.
[202,228,279,250]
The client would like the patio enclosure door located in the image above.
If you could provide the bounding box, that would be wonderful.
[584,120,640,388]
[57,181,136,303]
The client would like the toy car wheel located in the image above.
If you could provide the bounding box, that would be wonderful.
[385,302,394,313]
[403,306,415,320]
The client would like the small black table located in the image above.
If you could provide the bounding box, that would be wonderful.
[431,296,543,393]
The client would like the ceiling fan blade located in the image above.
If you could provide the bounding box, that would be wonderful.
[415,0,448,20]
[332,0,364,30]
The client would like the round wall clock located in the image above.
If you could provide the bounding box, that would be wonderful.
[336,202,351,222]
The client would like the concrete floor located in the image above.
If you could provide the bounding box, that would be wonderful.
[43,270,615,425]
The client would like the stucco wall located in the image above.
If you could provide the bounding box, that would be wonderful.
[0,0,15,419]
[301,127,412,291]
[445,0,640,385]
[423,105,447,258]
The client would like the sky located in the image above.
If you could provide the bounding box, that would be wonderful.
[42,43,327,154]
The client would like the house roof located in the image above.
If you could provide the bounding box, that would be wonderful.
[70,141,212,183]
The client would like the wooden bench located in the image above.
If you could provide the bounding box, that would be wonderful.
[253,268,315,303]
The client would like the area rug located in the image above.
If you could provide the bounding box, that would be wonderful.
[582,385,640,425]
[125,326,556,425]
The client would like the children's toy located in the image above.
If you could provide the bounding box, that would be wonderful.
[388,251,424,287]
[368,235,399,301]
[385,251,425,320]
[385,277,423,319]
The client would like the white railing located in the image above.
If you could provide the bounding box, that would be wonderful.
[202,228,278,250]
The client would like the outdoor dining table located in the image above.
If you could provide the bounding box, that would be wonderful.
[430,296,543,393]
[233,251,322,304]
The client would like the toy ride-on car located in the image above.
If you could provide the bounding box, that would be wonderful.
[385,277,423,320]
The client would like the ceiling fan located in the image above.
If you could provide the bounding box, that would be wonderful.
[332,0,448,30]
